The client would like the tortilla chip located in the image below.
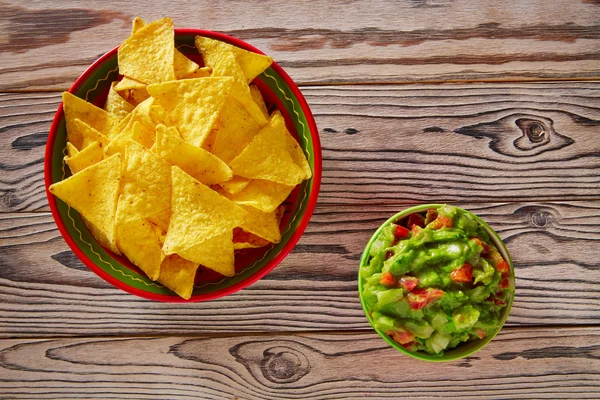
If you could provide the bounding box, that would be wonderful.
[177,231,235,277]
[232,227,272,249]
[226,179,295,213]
[148,208,171,233]
[48,154,122,253]
[153,125,232,185]
[104,82,134,120]
[74,118,110,149]
[211,51,267,126]
[116,218,164,281]
[163,166,247,255]
[229,112,306,185]
[105,121,146,156]
[220,176,251,195]
[147,77,233,147]
[66,142,79,158]
[131,17,145,34]
[212,97,261,163]
[115,140,171,226]
[183,66,212,79]
[195,36,273,83]
[157,255,200,300]
[276,111,312,180]
[62,92,118,149]
[118,17,176,84]
[250,84,269,119]
[64,141,105,174]
[239,205,282,244]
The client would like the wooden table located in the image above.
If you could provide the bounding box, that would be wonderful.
[1,1,599,398]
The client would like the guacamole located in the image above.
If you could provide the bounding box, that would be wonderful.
[360,205,513,355]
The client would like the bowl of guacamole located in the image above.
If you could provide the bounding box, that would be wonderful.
[359,204,515,361]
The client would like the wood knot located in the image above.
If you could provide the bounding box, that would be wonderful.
[260,346,311,384]
[530,210,550,228]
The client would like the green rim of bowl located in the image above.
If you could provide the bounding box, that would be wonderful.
[358,204,515,362]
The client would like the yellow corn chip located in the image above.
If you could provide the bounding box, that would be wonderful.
[62,92,118,149]
[229,112,306,186]
[250,84,269,119]
[157,255,200,300]
[195,36,273,83]
[177,231,235,277]
[104,82,134,120]
[211,51,267,126]
[74,118,110,149]
[212,98,261,164]
[116,140,171,226]
[183,66,212,79]
[147,77,233,147]
[148,208,171,233]
[239,205,282,244]
[49,154,122,253]
[163,166,247,255]
[116,218,164,281]
[220,176,251,195]
[107,113,132,140]
[118,17,176,84]
[274,111,313,180]
[105,121,146,156]
[131,17,145,34]
[153,125,232,185]
[66,142,79,158]
[226,179,295,213]
[64,141,105,174]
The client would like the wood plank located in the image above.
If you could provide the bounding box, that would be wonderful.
[2,1,600,89]
[1,201,598,336]
[2,83,599,212]
[0,326,598,399]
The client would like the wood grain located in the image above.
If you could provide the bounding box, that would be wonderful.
[1,201,598,337]
[0,326,598,399]
[2,83,600,212]
[2,1,600,89]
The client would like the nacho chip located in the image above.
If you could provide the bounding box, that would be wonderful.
[177,231,235,277]
[49,154,122,253]
[239,205,281,244]
[114,77,150,106]
[220,176,251,195]
[74,118,110,149]
[163,166,247,255]
[148,208,171,233]
[147,77,233,147]
[157,255,200,300]
[275,111,312,180]
[66,142,79,158]
[62,92,118,149]
[184,66,212,79]
[114,76,147,91]
[211,51,267,126]
[229,112,305,185]
[116,218,164,281]
[226,179,295,213]
[233,227,272,249]
[153,125,232,185]
[250,84,269,119]
[104,81,135,120]
[64,141,105,174]
[195,36,273,83]
[212,98,261,163]
[105,121,146,156]
[131,17,145,34]
[118,17,176,84]
[116,140,171,226]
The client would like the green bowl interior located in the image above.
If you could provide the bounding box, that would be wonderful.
[48,33,318,299]
[358,204,515,362]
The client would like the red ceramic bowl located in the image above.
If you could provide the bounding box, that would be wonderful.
[44,29,321,302]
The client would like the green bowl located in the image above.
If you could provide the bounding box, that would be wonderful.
[358,204,515,362]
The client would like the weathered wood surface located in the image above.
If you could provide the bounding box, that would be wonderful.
[2,82,599,212]
[2,1,600,89]
[1,201,598,337]
[0,327,598,399]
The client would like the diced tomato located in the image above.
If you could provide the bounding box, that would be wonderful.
[380,272,396,287]
[496,260,510,274]
[493,298,506,306]
[411,225,422,235]
[385,250,394,260]
[487,249,510,274]
[407,288,444,310]
[431,215,453,229]
[499,278,509,289]
[474,328,486,339]
[450,263,473,283]
[471,237,489,254]
[406,213,425,229]
[425,209,438,225]
[399,276,419,292]
[394,225,410,239]
[387,329,414,345]
[401,341,417,351]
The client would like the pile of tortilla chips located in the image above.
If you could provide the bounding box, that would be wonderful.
[49,17,312,300]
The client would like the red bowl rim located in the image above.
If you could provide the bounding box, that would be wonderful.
[44,28,322,302]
